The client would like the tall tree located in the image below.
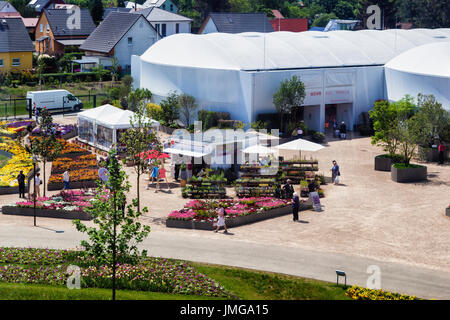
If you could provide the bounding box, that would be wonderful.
[120,105,159,213]
[90,0,104,25]
[272,75,305,134]
[30,108,62,197]
[160,92,180,126]
[127,88,152,112]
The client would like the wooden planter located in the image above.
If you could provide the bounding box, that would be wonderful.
[166,203,312,230]
[2,206,92,220]
[374,155,393,171]
[391,165,427,183]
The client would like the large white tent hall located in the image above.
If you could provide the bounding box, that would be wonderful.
[132,28,450,132]
[77,104,160,151]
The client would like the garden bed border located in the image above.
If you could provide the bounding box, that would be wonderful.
[166,202,312,230]
[1,205,92,220]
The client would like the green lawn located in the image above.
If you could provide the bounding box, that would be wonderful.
[0,282,222,300]
[192,262,351,300]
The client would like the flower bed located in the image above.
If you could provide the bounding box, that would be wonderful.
[345,285,421,300]
[0,120,35,137]
[167,197,311,230]
[0,137,33,188]
[0,247,235,298]
[46,139,99,190]
[31,123,78,140]
[2,190,97,220]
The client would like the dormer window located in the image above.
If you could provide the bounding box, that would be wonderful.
[128,37,132,45]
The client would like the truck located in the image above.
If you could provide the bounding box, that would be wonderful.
[26,90,83,112]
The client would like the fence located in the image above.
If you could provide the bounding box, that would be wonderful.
[0,93,108,120]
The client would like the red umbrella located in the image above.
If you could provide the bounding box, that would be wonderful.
[138,150,170,160]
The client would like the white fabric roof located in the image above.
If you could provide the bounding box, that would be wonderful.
[275,138,324,152]
[78,104,160,129]
[385,42,450,79]
[242,144,276,154]
[140,28,450,71]
[163,147,209,157]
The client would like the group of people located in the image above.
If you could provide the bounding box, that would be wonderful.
[147,162,170,192]
[332,121,347,139]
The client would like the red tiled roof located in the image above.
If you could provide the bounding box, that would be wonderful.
[0,12,21,18]
[270,18,308,32]
[22,17,39,27]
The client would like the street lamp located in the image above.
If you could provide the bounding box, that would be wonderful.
[32,155,38,227]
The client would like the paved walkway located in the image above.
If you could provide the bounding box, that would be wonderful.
[0,224,449,300]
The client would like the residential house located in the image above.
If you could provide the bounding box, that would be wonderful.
[270,18,308,32]
[103,7,132,20]
[27,0,66,13]
[35,8,95,55]
[22,17,38,40]
[0,17,34,73]
[135,7,191,37]
[125,2,143,10]
[198,13,274,34]
[142,0,177,13]
[79,12,160,73]
[0,1,19,15]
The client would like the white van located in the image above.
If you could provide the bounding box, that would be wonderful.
[26,90,83,112]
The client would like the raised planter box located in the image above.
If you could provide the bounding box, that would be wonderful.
[47,180,98,191]
[391,164,427,183]
[446,207,450,218]
[0,167,39,195]
[166,203,312,230]
[1,206,92,220]
[374,155,393,171]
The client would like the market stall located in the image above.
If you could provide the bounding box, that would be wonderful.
[77,104,160,151]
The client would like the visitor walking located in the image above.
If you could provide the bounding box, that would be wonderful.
[339,121,347,139]
[333,120,339,138]
[438,141,446,164]
[63,170,70,190]
[159,167,170,191]
[34,172,41,198]
[331,160,340,185]
[292,192,300,222]
[17,170,26,198]
[214,203,228,233]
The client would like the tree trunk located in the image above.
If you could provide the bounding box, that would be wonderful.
[112,191,117,301]
[137,170,140,213]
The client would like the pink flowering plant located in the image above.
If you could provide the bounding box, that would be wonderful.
[167,197,291,222]
[14,190,97,212]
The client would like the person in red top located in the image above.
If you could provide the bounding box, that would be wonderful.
[438,141,446,164]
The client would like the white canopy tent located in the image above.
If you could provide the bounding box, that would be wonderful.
[77,104,160,151]
[242,144,276,155]
[275,138,324,159]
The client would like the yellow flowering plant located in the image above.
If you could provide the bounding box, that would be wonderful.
[0,137,33,187]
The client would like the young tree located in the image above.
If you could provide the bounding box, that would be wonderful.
[120,105,159,212]
[369,99,399,155]
[414,94,449,147]
[73,149,151,300]
[31,108,62,196]
[395,111,422,166]
[127,88,152,112]
[178,93,197,126]
[160,91,180,126]
[272,75,305,133]
[110,57,119,87]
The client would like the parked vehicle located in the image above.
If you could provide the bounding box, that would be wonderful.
[26,90,83,112]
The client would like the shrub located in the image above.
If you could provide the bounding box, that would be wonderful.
[146,103,163,121]
[312,131,325,143]
[392,163,424,169]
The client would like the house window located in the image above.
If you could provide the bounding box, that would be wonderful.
[162,4,165,9]
[0,59,3,67]
[40,24,43,32]
[170,4,173,11]
[12,58,20,67]
[46,24,49,33]
[161,23,166,37]
[176,23,179,33]
[128,37,132,45]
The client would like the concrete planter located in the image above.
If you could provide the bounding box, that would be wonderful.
[391,164,427,183]
[2,206,92,220]
[374,155,393,172]
[166,203,312,230]
[47,180,98,191]
[446,207,450,218]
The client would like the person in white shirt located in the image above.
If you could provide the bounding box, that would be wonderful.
[63,170,70,190]
[34,173,41,198]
